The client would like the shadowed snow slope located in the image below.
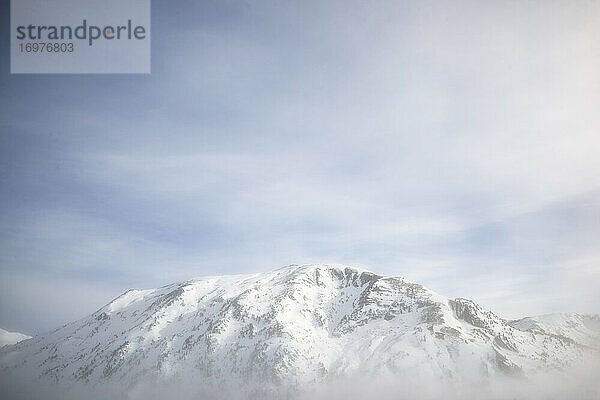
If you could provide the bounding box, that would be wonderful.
[0,264,599,399]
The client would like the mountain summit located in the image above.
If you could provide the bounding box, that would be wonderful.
[1,264,598,398]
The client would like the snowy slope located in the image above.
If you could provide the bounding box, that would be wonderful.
[0,264,598,398]
[0,328,30,347]
[509,313,600,348]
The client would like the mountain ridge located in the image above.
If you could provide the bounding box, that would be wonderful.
[0,328,31,348]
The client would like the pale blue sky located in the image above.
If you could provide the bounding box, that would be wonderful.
[1,0,599,334]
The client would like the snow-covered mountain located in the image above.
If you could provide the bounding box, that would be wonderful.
[510,313,600,349]
[0,328,30,347]
[1,264,598,399]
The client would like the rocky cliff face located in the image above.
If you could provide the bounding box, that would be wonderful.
[1,264,598,398]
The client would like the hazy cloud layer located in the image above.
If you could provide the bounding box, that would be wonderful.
[1,0,599,333]
[2,360,600,400]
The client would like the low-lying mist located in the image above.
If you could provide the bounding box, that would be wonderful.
[2,358,599,400]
